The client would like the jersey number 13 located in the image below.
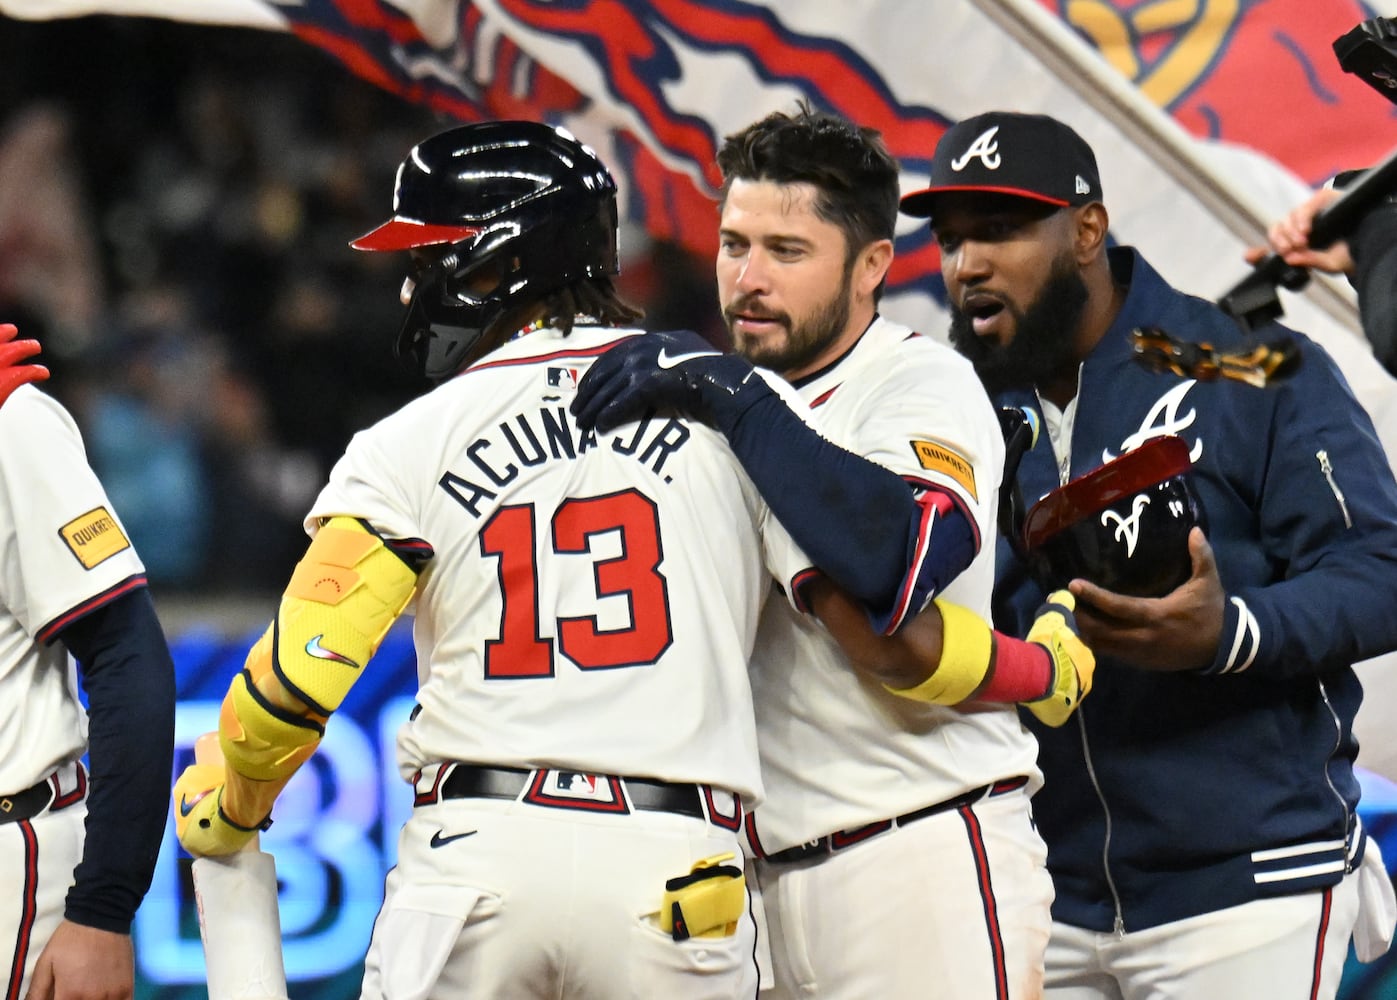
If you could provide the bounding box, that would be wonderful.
[480,489,673,678]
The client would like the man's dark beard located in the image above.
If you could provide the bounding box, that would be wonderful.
[948,259,1088,396]
[727,257,854,377]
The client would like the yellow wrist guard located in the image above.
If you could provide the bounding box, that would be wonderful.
[173,762,259,858]
[885,599,991,705]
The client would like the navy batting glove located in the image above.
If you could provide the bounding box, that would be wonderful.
[572,329,774,434]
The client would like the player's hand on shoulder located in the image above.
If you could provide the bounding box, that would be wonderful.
[24,919,133,1000]
[1068,527,1224,672]
[1022,590,1095,727]
[0,323,50,407]
[571,328,765,434]
[173,759,257,857]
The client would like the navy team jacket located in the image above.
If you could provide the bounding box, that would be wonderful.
[993,247,1397,933]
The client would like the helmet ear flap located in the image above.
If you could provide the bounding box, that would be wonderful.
[393,254,502,380]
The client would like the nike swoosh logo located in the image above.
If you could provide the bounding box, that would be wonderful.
[656,348,721,370]
[178,792,208,818]
[430,829,478,848]
[305,634,360,668]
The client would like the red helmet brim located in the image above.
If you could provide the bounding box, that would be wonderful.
[349,218,482,251]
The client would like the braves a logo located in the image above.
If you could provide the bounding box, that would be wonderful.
[951,125,1002,171]
[1103,380,1203,464]
[1100,495,1151,556]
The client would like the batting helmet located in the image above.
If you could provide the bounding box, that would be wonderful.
[1020,435,1206,598]
[352,120,620,380]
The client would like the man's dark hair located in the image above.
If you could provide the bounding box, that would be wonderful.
[717,102,900,297]
[541,277,644,335]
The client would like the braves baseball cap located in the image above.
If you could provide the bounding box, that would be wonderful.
[900,111,1102,220]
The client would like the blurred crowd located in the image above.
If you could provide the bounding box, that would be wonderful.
[0,14,717,599]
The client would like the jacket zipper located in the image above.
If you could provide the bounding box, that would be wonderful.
[1055,368,1126,932]
[1317,451,1353,528]
[1317,679,1355,873]
[1077,706,1127,935]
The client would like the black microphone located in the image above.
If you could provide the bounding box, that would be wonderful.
[1218,144,1397,331]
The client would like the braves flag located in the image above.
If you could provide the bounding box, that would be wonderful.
[6,1,1391,380]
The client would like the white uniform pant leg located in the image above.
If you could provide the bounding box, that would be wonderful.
[1044,873,1361,1000]
[360,799,758,1000]
[757,789,1052,1000]
[0,801,84,1000]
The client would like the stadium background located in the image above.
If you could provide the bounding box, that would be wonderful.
[3,9,1397,997]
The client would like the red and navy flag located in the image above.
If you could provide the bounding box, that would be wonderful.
[5,0,1385,351]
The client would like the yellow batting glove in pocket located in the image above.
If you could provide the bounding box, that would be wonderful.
[173,762,259,857]
[659,853,746,941]
[1023,590,1096,728]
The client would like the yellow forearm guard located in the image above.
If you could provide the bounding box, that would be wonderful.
[886,599,992,705]
[218,517,418,821]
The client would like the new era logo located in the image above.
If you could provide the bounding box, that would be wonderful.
[1075,175,1091,195]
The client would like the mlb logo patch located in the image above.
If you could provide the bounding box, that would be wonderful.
[548,367,582,391]
[542,771,609,801]
[525,769,629,813]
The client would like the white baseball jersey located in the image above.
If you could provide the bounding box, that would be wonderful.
[746,316,1042,854]
[0,385,146,794]
[308,324,813,806]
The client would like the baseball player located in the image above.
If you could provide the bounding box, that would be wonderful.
[173,120,965,999]
[0,324,176,999]
[573,106,1080,998]
[908,109,1397,997]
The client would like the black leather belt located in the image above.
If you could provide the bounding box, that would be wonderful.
[0,778,55,826]
[417,763,709,821]
[759,775,1031,865]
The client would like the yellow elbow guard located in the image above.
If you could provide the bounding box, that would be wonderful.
[885,599,992,705]
[275,516,417,715]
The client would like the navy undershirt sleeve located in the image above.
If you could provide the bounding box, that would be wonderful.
[58,587,176,934]
[725,390,973,621]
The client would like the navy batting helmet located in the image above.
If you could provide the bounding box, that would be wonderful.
[352,120,620,380]
[1020,435,1206,598]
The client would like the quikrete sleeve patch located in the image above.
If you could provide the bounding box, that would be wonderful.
[59,507,131,569]
[911,440,978,502]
